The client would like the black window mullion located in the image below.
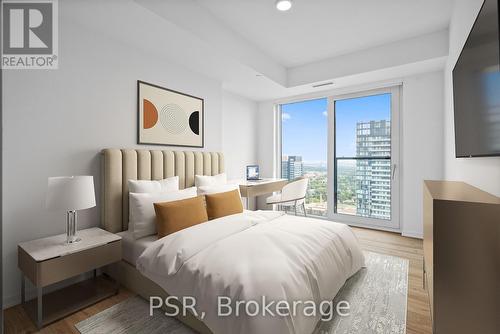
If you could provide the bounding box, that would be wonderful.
[336,156,391,160]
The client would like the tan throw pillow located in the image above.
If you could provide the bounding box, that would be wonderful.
[154,196,208,238]
[205,189,244,220]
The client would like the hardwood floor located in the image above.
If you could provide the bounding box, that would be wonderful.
[4,288,134,334]
[4,227,432,334]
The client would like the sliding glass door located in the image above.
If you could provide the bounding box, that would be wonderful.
[330,88,399,229]
[279,86,400,230]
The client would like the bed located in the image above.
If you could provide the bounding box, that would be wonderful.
[101,149,364,334]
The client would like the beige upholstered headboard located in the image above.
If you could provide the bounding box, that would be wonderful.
[101,149,224,233]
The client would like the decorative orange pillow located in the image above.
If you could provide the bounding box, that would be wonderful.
[154,196,208,238]
[205,189,243,220]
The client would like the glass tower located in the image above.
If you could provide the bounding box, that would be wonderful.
[355,120,391,220]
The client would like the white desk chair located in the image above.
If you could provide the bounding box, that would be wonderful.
[266,178,309,216]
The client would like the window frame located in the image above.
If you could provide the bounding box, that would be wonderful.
[329,86,400,230]
[276,84,401,232]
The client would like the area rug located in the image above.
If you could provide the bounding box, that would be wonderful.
[75,252,408,334]
[313,252,408,334]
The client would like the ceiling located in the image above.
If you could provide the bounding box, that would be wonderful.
[195,0,455,68]
[75,0,454,100]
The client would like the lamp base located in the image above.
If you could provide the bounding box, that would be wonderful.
[67,237,81,244]
[66,210,81,244]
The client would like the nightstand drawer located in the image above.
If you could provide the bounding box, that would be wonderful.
[19,240,121,287]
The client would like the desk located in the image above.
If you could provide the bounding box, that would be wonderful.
[236,178,288,209]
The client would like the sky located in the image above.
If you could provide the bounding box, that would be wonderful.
[282,93,391,162]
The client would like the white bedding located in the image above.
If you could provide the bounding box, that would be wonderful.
[117,231,157,264]
[137,211,365,334]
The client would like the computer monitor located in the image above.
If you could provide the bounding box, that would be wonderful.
[246,165,260,180]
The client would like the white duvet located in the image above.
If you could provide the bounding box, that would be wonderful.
[137,211,365,334]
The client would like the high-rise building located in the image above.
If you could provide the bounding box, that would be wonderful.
[281,155,304,180]
[355,120,391,220]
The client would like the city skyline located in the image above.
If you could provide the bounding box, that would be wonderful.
[281,93,392,220]
[281,94,391,162]
[281,155,304,180]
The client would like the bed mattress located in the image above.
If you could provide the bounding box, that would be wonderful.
[137,210,365,334]
[117,230,157,265]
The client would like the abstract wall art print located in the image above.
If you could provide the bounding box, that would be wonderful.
[138,80,204,147]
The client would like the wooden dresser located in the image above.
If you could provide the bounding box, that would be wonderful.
[423,181,500,334]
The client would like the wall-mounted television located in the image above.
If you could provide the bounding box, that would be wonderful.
[453,0,500,158]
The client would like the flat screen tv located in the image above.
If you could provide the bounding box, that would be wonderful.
[453,0,500,157]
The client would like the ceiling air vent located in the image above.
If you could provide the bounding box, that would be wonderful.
[312,82,334,88]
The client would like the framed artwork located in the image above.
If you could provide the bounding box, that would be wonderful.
[137,80,204,147]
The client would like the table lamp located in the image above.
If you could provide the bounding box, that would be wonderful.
[46,176,96,244]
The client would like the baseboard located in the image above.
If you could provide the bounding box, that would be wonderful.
[401,231,423,239]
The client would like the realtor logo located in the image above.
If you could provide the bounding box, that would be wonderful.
[2,0,58,69]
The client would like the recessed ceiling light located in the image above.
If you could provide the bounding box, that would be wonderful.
[276,0,292,11]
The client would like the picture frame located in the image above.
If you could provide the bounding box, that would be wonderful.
[137,80,204,147]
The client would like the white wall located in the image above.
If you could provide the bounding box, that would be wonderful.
[443,0,500,196]
[2,9,257,306]
[401,71,444,237]
[257,101,278,180]
[255,101,278,210]
[222,92,258,180]
[256,71,445,237]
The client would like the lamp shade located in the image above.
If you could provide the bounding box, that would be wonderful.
[46,176,96,211]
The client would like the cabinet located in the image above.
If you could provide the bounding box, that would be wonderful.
[423,181,500,334]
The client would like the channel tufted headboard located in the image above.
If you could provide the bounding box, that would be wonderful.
[101,149,224,233]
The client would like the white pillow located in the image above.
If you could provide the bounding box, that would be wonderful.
[128,176,179,193]
[129,187,197,239]
[197,183,240,196]
[194,173,227,187]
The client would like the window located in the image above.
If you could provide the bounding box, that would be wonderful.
[280,98,328,217]
[331,88,400,230]
[278,87,400,230]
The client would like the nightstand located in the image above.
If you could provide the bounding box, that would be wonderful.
[18,227,122,329]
